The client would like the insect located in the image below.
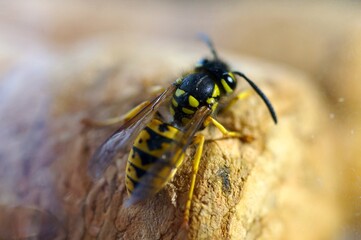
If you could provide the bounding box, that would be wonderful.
[87,36,277,224]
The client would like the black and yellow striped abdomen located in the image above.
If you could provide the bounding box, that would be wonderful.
[125,119,184,195]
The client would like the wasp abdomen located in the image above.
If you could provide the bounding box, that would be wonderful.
[125,119,182,195]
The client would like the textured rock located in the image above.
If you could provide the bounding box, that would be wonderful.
[2,38,343,239]
[1,1,359,239]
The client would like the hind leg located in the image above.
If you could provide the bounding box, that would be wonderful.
[183,134,205,225]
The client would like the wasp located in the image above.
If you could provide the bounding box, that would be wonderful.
[87,36,277,224]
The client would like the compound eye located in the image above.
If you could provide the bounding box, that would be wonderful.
[221,73,237,94]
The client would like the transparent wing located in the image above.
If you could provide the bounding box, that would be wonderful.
[88,84,177,180]
[126,106,212,206]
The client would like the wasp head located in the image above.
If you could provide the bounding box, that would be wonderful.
[195,58,237,95]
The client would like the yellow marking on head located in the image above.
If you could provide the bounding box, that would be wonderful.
[212,84,220,97]
[188,95,199,108]
[175,89,185,97]
[182,107,194,115]
[221,79,233,94]
[172,97,178,107]
[170,106,175,116]
[206,97,215,105]
[229,72,236,79]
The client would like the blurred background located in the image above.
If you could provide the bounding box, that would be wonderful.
[1,0,361,239]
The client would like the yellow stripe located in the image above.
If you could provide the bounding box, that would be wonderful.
[206,97,215,104]
[132,131,170,158]
[126,162,142,181]
[182,117,191,125]
[125,177,135,193]
[175,89,185,97]
[128,148,151,170]
[211,102,219,112]
[182,107,194,114]
[130,120,180,162]
[212,84,220,97]
[147,119,179,138]
[188,95,199,107]
[172,97,178,107]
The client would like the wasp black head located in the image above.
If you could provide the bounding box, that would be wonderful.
[195,58,237,95]
[195,58,228,73]
[197,35,277,124]
[195,35,239,95]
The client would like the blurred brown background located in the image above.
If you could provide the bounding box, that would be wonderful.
[1,0,361,239]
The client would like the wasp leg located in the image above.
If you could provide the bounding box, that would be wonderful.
[81,100,150,127]
[82,85,167,128]
[222,89,253,113]
[205,116,254,141]
[205,116,244,138]
[184,134,205,225]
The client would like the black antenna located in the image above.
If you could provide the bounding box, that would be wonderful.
[232,71,278,124]
[198,33,219,60]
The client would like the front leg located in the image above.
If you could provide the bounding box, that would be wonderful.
[205,116,254,142]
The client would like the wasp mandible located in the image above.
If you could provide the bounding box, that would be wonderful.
[86,36,278,224]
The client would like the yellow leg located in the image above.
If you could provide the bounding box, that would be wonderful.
[205,116,243,138]
[81,101,150,127]
[184,134,205,224]
[222,89,253,112]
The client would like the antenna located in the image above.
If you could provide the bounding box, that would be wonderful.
[232,71,278,124]
[198,33,219,60]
